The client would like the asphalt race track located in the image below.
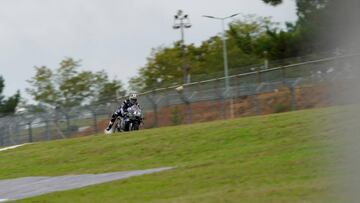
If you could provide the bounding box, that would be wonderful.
[0,167,172,202]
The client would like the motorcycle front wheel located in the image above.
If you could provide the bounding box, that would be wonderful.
[131,121,140,131]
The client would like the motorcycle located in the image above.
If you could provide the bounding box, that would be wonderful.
[104,104,144,134]
[122,104,144,131]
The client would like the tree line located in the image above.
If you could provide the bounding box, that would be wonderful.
[26,58,126,109]
[0,58,126,116]
[129,0,351,92]
[0,76,20,116]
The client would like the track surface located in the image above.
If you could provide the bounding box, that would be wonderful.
[0,167,172,201]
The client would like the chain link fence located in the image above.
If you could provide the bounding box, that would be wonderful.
[1,53,359,147]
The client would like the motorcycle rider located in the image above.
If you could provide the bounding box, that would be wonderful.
[105,93,139,133]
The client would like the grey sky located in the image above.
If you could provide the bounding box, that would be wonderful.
[0,0,297,99]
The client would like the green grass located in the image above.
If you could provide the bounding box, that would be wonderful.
[0,107,341,202]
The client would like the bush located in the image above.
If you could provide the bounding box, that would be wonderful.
[171,106,182,125]
[273,103,290,113]
[69,125,79,133]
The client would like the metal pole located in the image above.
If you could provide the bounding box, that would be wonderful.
[253,95,260,116]
[221,19,230,95]
[173,10,192,84]
[45,120,50,140]
[65,114,71,136]
[15,122,20,144]
[176,90,192,124]
[203,14,240,119]
[186,100,192,124]
[0,126,4,146]
[146,94,158,128]
[180,19,185,44]
[290,87,297,111]
[93,111,98,135]
[203,14,240,95]
[28,122,33,143]
[180,19,187,84]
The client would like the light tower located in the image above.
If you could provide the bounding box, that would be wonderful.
[173,10,192,84]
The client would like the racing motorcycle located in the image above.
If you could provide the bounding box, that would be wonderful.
[122,104,144,131]
[105,104,144,134]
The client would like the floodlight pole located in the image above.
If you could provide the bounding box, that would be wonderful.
[221,19,229,94]
[203,13,240,95]
[173,10,192,84]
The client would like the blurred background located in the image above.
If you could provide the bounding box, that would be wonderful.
[0,0,359,173]
[1,0,360,201]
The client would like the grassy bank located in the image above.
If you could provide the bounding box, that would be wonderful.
[0,107,340,202]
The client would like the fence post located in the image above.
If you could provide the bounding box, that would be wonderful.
[187,101,192,124]
[2,121,9,146]
[176,89,193,124]
[28,122,33,143]
[146,93,158,128]
[221,93,226,119]
[45,119,51,140]
[57,107,71,137]
[229,97,235,119]
[290,87,297,111]
[0,126,4,146]
[65,114,71,136]
[92,109,98,135]
[40,113,51,141]
[253,95,261,116]
[54,107,66,139]
[15,122,20,144]
[257,70,261,84]
[215,80,226,119]
[289,78,302,111]
[253,83,265,116]
[281,67,286,85]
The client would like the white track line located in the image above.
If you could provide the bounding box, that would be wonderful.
[0,144,29,152]
[0,199,8,202]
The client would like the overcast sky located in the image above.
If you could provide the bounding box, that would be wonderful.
[0,0,297,99]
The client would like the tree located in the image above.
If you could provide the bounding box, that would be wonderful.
[229,15,276,44]
[228,15,281,60]
[26,66,59,106]
[130,0,358,93]
[0,76,20,115]
[261,0,358,53]
[0,77,3,103]
[129,14,289,92]
[129,44,185,91]
[27,58,126,108]
[91,70,126,103]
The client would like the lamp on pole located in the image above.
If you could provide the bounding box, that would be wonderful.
[173,10,192,84]
[203,13,240,94]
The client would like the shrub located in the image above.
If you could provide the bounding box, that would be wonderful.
[171,106,182,125]
[273,103,290,113]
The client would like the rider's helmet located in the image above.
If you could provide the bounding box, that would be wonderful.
[129,93,137,104]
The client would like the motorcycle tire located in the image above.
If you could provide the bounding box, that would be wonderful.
[123,121,130,132]
[131,121,140,131]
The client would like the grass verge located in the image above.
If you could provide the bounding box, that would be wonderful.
[0,107,341,202]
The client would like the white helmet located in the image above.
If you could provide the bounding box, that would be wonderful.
[129,93,137,104]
